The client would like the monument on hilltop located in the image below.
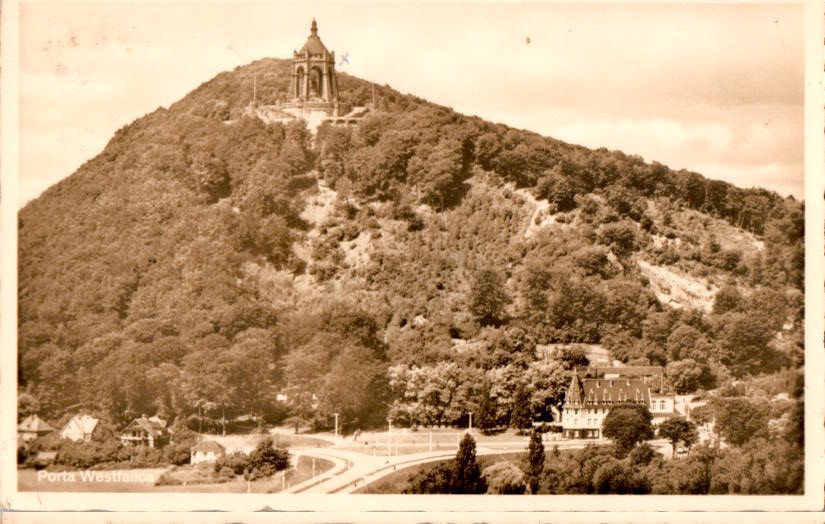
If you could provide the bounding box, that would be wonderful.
[281,18,341,117]
[251,18,371,131]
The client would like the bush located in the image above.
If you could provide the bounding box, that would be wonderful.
[186,414,223,434]
[53,438,123,469]
[128,446,165,468]
[163,442,192,466]
[155,463,233,486]
[214,451,249,476]
[18,445,29,465]
[483,462,526,494]
[404,461,454,494]
[245,436,290,480]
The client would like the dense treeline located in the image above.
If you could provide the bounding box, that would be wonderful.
[403,373,803,495]
[18,58,803,492]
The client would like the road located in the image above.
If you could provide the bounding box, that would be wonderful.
[282,436,653,494]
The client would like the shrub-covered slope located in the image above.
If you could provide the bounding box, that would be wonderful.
[19,58,803,439]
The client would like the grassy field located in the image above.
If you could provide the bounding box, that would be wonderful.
[333,428,544,456]
[205,431,334,455]
[354,452,527,494]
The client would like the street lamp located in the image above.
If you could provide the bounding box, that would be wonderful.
[387,417,392,457]
[334,413,339,447]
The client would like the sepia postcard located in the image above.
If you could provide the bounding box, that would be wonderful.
[1,0,823,520]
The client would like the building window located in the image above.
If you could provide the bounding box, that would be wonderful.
[660,400,666,410]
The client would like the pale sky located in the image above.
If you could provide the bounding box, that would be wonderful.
[18,2,805,206]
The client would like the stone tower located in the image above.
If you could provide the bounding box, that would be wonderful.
[287,19,339,115]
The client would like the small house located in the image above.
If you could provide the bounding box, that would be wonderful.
[120,415,170,448]
[190,440,226,464]
[18,415,54,443]
[33,451,57,469]
[60,414,100,442]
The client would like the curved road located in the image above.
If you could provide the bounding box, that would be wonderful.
[283,437,653,494]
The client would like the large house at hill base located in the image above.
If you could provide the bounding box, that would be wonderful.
[562,367,675,439]
[119,415,170,448]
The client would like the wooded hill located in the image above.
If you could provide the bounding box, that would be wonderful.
[19,58,803,443]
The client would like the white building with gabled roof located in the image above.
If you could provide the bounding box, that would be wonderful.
[59,414,100,442]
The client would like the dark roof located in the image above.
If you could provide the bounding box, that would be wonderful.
[565,372,584,405]
[565,376,651,406]
[18,415,54,433]
[595,366,664,376]
[192,440,225,454]
[123,417,168,437]
[298,19,330,56]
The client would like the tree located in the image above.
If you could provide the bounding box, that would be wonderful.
[558,345,590,370]
[524,361,569,422]
[591,456,639,494]
[715,313,775,377]
[246,436,290,479]
[483,462,526,494]
[475,380,499,434]
[665,359,705,394]
[710,397,769,446]
[601,404,654,456]
[537,168,577,212]
[597,220,638,260]
[452,434,486,494]
[712,285,743,314]
[483,327,537,369]
[509,385,533,433]
[320,342,389,429]
[190,152,230,203]
[405,434,486,494]
[469,268,511,327]
[657,416,698,457]
[17,392,40,422]
[628,442,658,466]
[408,137,468,208]
[665,323,712,362]
[524,428,545,494]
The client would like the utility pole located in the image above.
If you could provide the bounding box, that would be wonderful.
[387,418,392,457]
[468,412,473,434]
[334,413,339,447]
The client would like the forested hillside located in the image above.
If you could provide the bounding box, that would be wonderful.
[19,57,803,470]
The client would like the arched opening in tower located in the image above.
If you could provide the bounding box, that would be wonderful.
[296,67,305,98]
[309,67,323,99]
